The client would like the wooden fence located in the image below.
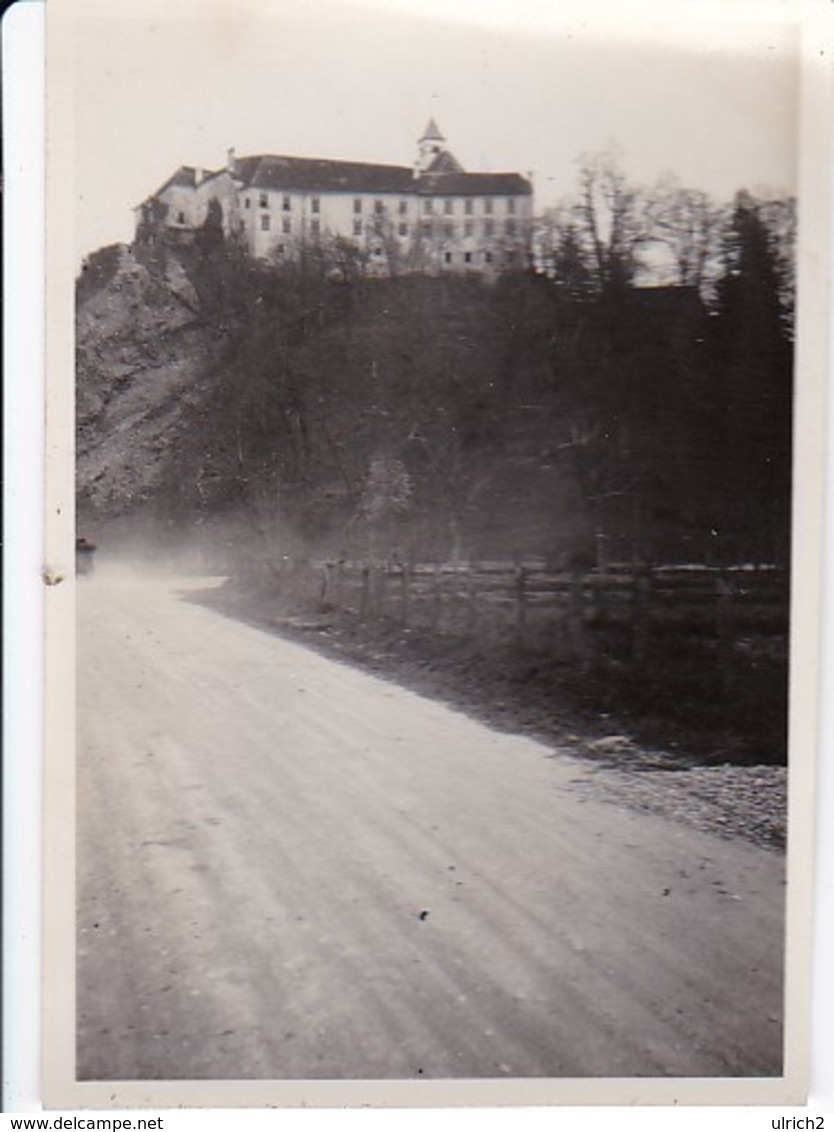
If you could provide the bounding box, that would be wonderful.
[259,556,788,676]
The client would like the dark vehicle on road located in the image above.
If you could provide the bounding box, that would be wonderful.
[76,537,96,576]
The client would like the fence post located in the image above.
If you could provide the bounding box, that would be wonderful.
[631,567,651,665]
[318,563,330,609]
[399,563,411,626]
[569,571,592,673]
[515,563,528,642]
[716,570,736,693]
[375,564,385,619]
[360,564,371,620]
[467,567,479,633]
[431,564,442,630]
[335,560,345,610]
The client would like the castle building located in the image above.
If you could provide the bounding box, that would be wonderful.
[135,120,533,275]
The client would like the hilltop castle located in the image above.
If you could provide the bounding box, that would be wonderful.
[135,120,533,275]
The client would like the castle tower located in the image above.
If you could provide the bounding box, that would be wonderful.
[416,118,446,174]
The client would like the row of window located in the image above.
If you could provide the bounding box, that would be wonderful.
[260,215,293,233]
[257,215,521,237]
[415,218,520,237]
[420,196,516,217]
[245,193,519,216]
[442,249,517,266]
[268,243,513,267]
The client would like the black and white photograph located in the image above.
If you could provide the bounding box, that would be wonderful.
[40,0,826,1109]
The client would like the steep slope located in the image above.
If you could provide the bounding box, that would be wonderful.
[76,244,222,517]
[75,249,585,560]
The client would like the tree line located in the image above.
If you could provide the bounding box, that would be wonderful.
[539,147,794,317]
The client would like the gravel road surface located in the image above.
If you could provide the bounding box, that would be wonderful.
[77,572,785,1080]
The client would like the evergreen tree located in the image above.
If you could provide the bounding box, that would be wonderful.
[707,192,793,563]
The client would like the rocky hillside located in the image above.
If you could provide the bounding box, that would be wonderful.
[76,243,588,562]
[76,244,220,518]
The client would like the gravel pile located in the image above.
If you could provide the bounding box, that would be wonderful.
[564,748,787,851]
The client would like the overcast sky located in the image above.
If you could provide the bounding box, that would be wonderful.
[69,0,801,261]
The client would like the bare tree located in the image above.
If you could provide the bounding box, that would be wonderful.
[573,146,649,295]
[535,205,596,298]
[645,175,726,294]
[344,453,413,560]
[365,207,404,277]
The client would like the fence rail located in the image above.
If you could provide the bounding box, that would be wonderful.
[255,556,788,678]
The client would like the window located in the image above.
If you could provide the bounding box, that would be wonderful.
[399,200,408,215]
[484,198,493,215]
[485,251,493,264]
[375,200,384,215]
[176,211,186,225]
[444,199,453,215]
[311,219,320,237]
[312,197,320,214]
[444,251,452,264]
[424,199,433,215]
[422,219,432,236]
[507,197,516,214]
[443,222,454,238]
[464,221,473,237]
[484,219,494,237]
[464,199,473,215]
[398,222,408,237]
[505,219,517,236]
[259,193,269,208]
[244,198,251,209]
[374,246,383,257]
[261,215,271,231]
[282,217,291,234]
[282,194,291,212]
[353,198,363,214]
[276,243,285,256]
[353,219,363,236]
[464,252,472,264]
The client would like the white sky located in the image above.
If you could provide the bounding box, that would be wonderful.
[67,0,801,261]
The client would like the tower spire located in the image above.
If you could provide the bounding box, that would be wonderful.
[416,118,446,174]
[419,117,445,145]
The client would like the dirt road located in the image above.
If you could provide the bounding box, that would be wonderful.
[77,571,785,1080]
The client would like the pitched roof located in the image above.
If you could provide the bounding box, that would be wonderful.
[150,165,205,198]
[146,164,238,203]
[148,154,533,202]
[416,171,533,197]
[174,166,202,187]
[232,154,531,196]
[419,117,445,143]
[235,155,415,194]
[425,149,464,175]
